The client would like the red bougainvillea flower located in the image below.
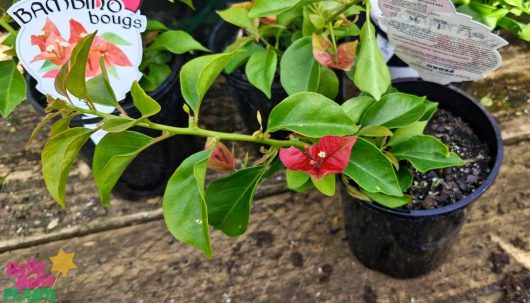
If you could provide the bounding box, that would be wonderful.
[280,136,357,180]
[206,139,236,172]
[312,34,358,72]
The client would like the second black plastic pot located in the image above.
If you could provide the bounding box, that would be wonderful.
[341,79,503,278]
[27,57,202,201]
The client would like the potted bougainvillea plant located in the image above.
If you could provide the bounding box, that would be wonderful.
[208,0,362,131]
[0,0,503,279]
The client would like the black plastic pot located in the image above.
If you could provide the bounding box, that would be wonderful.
[209,21,288,133]
[27,57,201,201]
[341,79,503,278]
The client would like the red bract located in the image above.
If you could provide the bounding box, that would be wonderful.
[312,34,358,72]
[206,139,236,172]
[280,136,357,180]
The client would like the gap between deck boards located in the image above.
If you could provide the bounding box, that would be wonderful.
[0,115,528,253]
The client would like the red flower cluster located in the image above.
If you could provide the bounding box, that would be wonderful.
[312,34,358,72]
[280,136,357,180]
[31,18,132,78]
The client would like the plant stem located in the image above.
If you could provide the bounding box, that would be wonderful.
[324,0,360,24]
[69,105,307,149]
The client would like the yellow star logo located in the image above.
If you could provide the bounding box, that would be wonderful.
[49,249,77,277]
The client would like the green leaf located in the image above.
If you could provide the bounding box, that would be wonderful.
[358,125,393,137]
[286,170,310,189]
[180,52,239,114]
[146,20,168,31]
[93,131,153,207]
[420,101,438,121]
[206,166,265,237]
[387,121,428,146]
[268,92,358,137]
[66,33,97,99]
[397,168,413,191]
[149,30,209,54]
[140,63,171,92]
[217,7,258,35]
[225,40,263,74]
[42,128,95,207]
[86,68,118,107]
[249,0,301,18]
[341,96,376,124]
[392,135,466,172]
[101,116,138,133]
[280,37,321,95]
[316,67,339,100]
[344,137,402,196]
[131,81,161,117]
[101,32,130,45]
[54,63,69,98]
[0,60,27,117]
[498,16,530,41]
[360,188,411,208]
[163,150,213,258]
[361,93,426,128]
[353,15,390,100]
[245,48,277,98]
[311,174,336,196]
[50,115,77,137]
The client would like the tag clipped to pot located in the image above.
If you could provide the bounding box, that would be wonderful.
[8,0,147,113]
[372,0,508,84]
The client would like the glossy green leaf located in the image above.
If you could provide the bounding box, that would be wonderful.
[344,137,402,196]
[54,63,69,98]
[42,128,95,207]
[280,37,320,95]
[0,60,27,117]
[87,58,118,108]
[388,121,428,146]
[93,131,153,207]
[140,63,171,92]
[286,170,310,189]
[268,92,358,137]
[397,168,413,191]
[50,115,78,137]
[353,16,390,100]
[225,40,263,74]
[149,30,208,54]
[180,52,239,114]
[316,68,339,100]
[358,125,393,137]
[361,93,426,128]
[249,0,301,18]
[420,101,438,121]
[312,174,336,196]
[206,166,265,237]
[131,81,161,117]
[217,7,257,34]
[361,188,411,208]
[392,135,466,172]
[163,150,213,257]
[66,33,96,99]
[101,116,138,133]
[245,48,277,98]
[341,96,376,124]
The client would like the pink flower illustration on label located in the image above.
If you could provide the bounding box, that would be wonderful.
[8,0,147,113]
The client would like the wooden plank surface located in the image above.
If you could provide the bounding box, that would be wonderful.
[0,141,528,303]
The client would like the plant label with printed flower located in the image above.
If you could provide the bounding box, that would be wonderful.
[8,0,147,113]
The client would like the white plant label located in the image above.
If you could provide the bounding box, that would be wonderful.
[375,0,508,84]
[8,0,147,112]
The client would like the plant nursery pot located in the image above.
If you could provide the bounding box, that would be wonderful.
[208,21,288,134]
[26,57,201,201]
[341,79,503,279]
